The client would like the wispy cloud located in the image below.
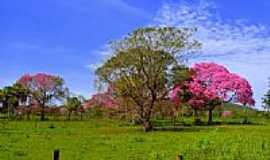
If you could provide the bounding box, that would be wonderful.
[91,44,113,56]
[153,0,270,108]
[55,0,151,20]
[101,0,151,19]
[85,64,100,71]
[86,44,114,72]
[8,42,70,54]
[154,0,270,59]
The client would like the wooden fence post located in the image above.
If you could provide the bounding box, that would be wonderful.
[53,149,60,160]
[177,154,183,160]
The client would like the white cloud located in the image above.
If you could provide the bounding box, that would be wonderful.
[101,0,151,19]
[54,0,150,19]
[85,64,100,71]
[154,0,270,58]
[92,44,113,56]
[9,42,70,54]
[153,0,270,109]
[86,44,114,71]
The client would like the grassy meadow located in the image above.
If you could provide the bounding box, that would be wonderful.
[1,117,270,160]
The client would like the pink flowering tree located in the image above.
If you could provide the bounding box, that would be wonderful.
[17,73,68,120]
[172,63,255,124]
[84,83,119,110]
[84,93,119,110]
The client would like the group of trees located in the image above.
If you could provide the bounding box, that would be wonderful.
[95,26,255,131]
[0,26,261,132]
[0,73,85,120]
[0,83,29,119]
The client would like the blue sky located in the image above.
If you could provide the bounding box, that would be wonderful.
[1,0,270,108]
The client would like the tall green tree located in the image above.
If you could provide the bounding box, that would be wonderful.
[96,27,200,131]
[0,89,4,108]
[263,78,270,113]
[65,96,83,120]
[0,84,29,119]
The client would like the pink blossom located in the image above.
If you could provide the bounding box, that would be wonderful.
[84,85,119,110]
[17,73,61,91]
[222,111,233,117]
[171,62,255,109]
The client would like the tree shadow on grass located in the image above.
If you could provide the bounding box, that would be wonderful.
[153,126,212,132]
[224,121,264,126]
[152,120,265,132]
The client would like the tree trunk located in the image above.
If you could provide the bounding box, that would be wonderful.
[68,111,71,120]
[133,118,143,125]
[243,104,249,124]
[80,112,83,120]
[194,109,201,125]
[41,106,45,121]
[7,103,10,120]
[208,109,213,125]
[26,107,31,120]
[143,120,153,132]
[2,101,8,112]
[27,112,30,120]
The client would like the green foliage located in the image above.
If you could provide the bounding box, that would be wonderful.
[65,97,82,112]
[262,78,270,112]
[171,65,194,85]
[96,27,200,131]
[110,26,201,56]
[263,91,270,110]
[96,48,182,130]
[65,96,83,120]
[0,89,4,101]
[0,84,29,116]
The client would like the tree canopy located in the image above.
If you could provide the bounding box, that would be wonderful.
[17,73,68,120]
[0,84,29,118]
[65,96,83,120]
[262,78,270,112]
[110,27,201,59]
[96,27,200,131]
[172,62,255,124]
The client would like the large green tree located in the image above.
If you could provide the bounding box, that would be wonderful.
[65,96,83,120]
[263,78,270,113]
[96,27,200,131]
[0,84,29,119]
[0,89,4,107]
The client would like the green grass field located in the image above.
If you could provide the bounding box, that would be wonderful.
[1,118,270,160]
